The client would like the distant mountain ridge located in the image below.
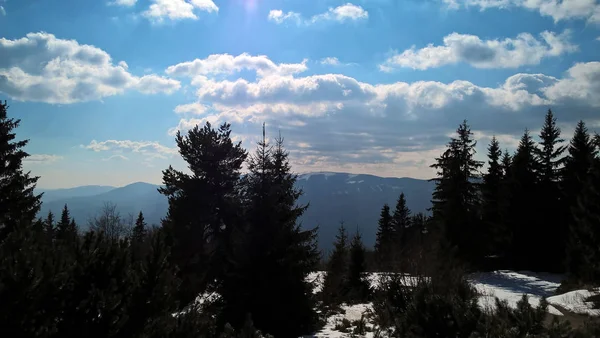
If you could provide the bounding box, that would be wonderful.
[38,172,435,251]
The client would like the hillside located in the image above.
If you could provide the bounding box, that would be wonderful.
[38,172,435,250]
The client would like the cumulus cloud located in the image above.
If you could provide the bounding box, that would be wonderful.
[142,0,218,23]
[268,3,368,25]
[164,49,600,178]
[380,30,576,71]
[23,154,63,163]
[321,57,341,66]
[443,0,600,24]
[109,0,137,6]
[0,32,181,104]
[82,140,178,160]
[166,53,308,78]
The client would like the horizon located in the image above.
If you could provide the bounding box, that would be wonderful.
[2,0,599,189]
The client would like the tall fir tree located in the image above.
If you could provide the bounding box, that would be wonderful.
[392,193,411,251]
[159,121,247,306]
[219,128,319,337]
[508,129,541,270]
[567,158,600,284]
[132,211,147,244]
[0,101,42,242]
[45,210,56,239]
[56,204,78,242]
[535,109,567,272]
[430,120,483,263]
[481,136,507,258]
[375,204,394,271]
[322,222,349,307]
[347,228,370,303]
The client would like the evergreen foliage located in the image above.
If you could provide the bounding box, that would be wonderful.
[159,121,247,306]
[375,204,394,271]
[346,228,370,303]
[0,101,42,242]
[322,222,349,307]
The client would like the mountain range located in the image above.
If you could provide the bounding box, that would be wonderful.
[37,172,435,251]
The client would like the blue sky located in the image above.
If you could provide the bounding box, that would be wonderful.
[1,0,599,189]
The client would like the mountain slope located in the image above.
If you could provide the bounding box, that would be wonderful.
[37,185,116,204]
[38,173,435,250]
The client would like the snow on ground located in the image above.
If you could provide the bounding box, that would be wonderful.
[311,303,375,338]
[547,289,600,316]
[469,270,565,316]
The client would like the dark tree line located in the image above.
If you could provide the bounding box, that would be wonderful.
[370,110,600,288]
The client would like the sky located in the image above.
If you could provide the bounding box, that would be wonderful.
[1,0,600,189]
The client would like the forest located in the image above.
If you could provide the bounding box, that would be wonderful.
[2,98,600,338]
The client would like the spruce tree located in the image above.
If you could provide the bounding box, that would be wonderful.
[45,210,56,239]
[0,101,42,242]
[347,228,370,303]
[375,204,394,271]
[567,160,600,284]
[536,109,567,272]
[219,129,319,337]
[132,211,147,244]
[159,121,247,306]
[430,120,483,263]
[508,129,541,270]
[392,193,411,250]
[322,222,349,307]
[481,136,506,258]
[56,204,78,242]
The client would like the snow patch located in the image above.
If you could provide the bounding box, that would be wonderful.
[547,289,600,316]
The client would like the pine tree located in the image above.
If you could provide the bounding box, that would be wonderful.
[430,120,483,263]
[536,109,567,272]
[567,160,600,284]
[219,129,319,337]
[375,204,394,271]
[508,129,541,270]
[132,211,147,244]
[159,121,247,306]
[322,222,349,307]
[501,150,512,177]
[347,228,370,303]
[45,210,56,239]
[56,204,77,242]
[392,193,411,250]
[0,101,42,242]
[481,136,506,257]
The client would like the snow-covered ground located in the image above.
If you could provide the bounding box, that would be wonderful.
[309,270,600,337]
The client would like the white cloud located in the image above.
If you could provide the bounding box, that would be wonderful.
[321,57,340,65]
[102,154,130,161]
[0,6,5,16]
[109,0,137,6]
[174,102,210,115]
[268,3,368,25]
[166,53,308,78]
[444,0,600,24]
[23,154,63,163]
[142,0,218,23]
[0,32,181,104]
[381,30,576,71]
[82,140,178,159]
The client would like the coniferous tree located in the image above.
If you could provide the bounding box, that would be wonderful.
[45,210,56,239]
[322,222,349,307]
[219,129,319,337]
[0,101,42,242]
[375,204,394,271]
[535,109,567,271]
[56,204,78,242]
[159,121,247,306]
[567,159,600,284]
[132,211,147,244]
[430,120,483,263]
[347,228,370,303]
[508,129,541,270]
[481,136,506,258]
[392,193,411,253]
